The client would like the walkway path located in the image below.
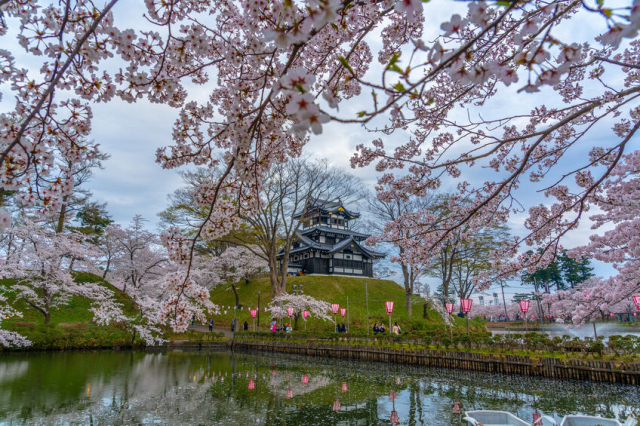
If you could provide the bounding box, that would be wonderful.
[188,324,234,339]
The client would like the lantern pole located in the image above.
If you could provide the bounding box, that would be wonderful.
[257,291,261,331]
[366,281,369,337]
[347,296,349,333]
[500,281,511,339]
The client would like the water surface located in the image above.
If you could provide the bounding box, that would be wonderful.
[0,349,638,425]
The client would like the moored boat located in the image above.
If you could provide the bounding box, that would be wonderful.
[463,410,636,426]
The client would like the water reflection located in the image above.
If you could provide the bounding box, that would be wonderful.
[0,349,638,425]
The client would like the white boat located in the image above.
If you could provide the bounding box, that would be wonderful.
[463,410,555,426]
[463,410,636,426]
[560,415,636,426]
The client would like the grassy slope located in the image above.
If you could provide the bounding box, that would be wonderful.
[209,275,469,333]
[1,272,138,350]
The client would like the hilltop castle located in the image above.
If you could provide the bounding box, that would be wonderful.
[278,199,384,277]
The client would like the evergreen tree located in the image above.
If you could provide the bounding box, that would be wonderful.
[558,250,594,289]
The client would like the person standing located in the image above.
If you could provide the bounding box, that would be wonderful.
[208,319,214,332]
[243,321,248,331]
[231,319,235,333]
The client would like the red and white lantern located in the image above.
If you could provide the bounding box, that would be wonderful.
[461,298,473,313]
[342,382,348,392]
[633,295,640,310]
[340,308,346,317]
[332,399,341,411]
[445,302,454,314]
[287,307,295,317]
[286,388,293,399]
[390,411,400,424]
[302,310,309,319]
[385,301,394,315]
[250,309,257,318]
[248,380,255,390]
[331,303,340,315]
[519,300,530,313]
[302,374,309,384]
[389,390,396,401]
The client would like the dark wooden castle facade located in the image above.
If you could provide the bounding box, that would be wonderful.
[277,200,384,277]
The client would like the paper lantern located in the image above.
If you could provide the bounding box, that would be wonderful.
[633,295,640,310]
[342,382,348,392]
[302,374,309,384]
[264,307,268,312]
[286,388,293,399]
[302,310,309,319]
[250,309,257,318]
[248,380,255,390]
[519,300,530,313]
[610,312,614,317]
[332,399,341,412]
[340,308,346,317]
[331,303,340,314]
[445,302,454,314]
[461,298,473,313]
[389,390,396,401]
[224,310,227,315]
[287,307,295,317]
[385,301,394,315]
[390,411,400,424]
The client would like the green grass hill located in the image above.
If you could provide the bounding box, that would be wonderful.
[209,275,465,333]
[1,272,138,350]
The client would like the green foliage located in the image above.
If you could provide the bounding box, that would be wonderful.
[0,323,135,351]
[522,249,594,292]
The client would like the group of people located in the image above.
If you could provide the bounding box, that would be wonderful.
[270,320,292,332]
[336,323,347,333]
[373,322,402,335]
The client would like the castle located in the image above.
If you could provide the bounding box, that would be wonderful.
[278,199,384,277]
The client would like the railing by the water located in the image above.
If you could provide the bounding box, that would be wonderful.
[232,339,640,385]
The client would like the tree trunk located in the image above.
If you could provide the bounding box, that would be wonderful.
[401,261,413,317]
[56,196,68,234]
[423,303,429,319]
[44,311,50,325]
[231,283,240,308]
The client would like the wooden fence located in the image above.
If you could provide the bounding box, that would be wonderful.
[233,339,640,385]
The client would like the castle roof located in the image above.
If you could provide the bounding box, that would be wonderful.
[293,198,360,219]
[281,231,384,259]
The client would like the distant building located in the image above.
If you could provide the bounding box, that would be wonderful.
[277,199,384,277]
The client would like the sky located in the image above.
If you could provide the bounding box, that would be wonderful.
[0,0,634,302]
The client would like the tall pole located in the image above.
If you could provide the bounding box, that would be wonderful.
[347,296,350,333]
[366,281,370,336]
[257,291,261,331]
[500,281,511,339]
[593,321,598,341]
[532,279,544,332]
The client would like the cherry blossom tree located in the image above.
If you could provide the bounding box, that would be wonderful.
[106,215,167,295]
[195,245,267,308]
[0,294,31,347]
[0,220,107,324]
[546,151,640,324]
[269,293,332,329]
[3,0,640,329]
